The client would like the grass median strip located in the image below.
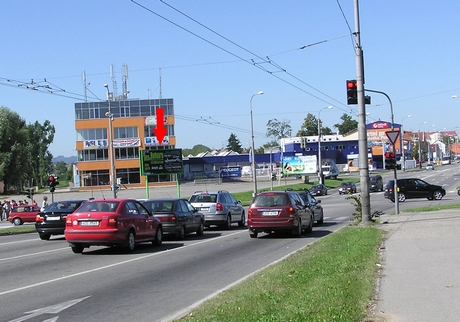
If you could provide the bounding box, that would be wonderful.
[177,226,383,322]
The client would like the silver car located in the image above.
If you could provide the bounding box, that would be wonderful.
[189,190,245,229]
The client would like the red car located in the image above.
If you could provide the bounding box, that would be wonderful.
[8,205,41,226]
[64,198,163,254]
[248,190,313,238]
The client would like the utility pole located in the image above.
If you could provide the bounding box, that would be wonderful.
[353,0,371,224]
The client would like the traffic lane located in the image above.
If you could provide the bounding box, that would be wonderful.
[1,221,349,322]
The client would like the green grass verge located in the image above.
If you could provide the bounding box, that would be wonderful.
[0,225,36,235]
[401,203,460,213]
[177,227,384,322]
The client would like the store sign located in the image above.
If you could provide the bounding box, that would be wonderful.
[220,166,242,178]
[84,139,108,149]
[140,148,183,175]
[145,136,170,146]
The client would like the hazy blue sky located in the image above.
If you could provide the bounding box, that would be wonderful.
[1,1,459,157]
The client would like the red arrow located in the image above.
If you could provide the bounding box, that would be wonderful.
[153,108,167,144]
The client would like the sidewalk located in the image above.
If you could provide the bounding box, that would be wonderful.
[371,209,460,321]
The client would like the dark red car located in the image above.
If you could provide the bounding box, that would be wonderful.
[248,190,313,238]
[64,198,163,254]
[8,205,41,226]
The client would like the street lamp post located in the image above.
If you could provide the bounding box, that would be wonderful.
[250,91,264,197]
[418,121,427,169]
[317,106,333,184]
[104,84,117,198]
[401,114,412,171]
[269,145,280,191]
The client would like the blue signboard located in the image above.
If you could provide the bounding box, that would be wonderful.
[219,166,242,178]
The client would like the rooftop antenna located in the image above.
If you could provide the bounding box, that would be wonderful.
[82,71,88,102]
[122,64,129,99]
[110,64,118,100]
[159,68,162,99]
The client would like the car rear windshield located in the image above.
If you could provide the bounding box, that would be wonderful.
[78,201,119,212]
[253,194,289,207]
[189,194,217,203]
[142,200,174,213]
[45,201,83,212]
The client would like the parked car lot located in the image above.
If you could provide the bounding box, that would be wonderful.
[140,198,204,239]
[189,190,245,229]
[64,198,163,253]
[384,178,446,202]
[309,184,328,196]
[338,182,357,195]
[35,199,86,240]
[248,190,313,238]
[8,205,41,225]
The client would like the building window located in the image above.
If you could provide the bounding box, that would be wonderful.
[116,168,141,184]
[114,127,138,139]
[78,149,109,161]
[80,169,110,187]
[76,128,107,141]
[115,147,139,160]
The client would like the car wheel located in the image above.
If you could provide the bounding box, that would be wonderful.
[196,221,204,236]
[306,216,313,233]
[398,193,406,202]
[249,231,258,238]
[433,190,444,200]
[71,244,84,254]
[125,230,136,252]
[238,212,246,227]
[317,211,324,225]
[153,226,163,246]
[292,219,302,237]
[176,226,185,239]
[457,189,460,196]
[39,233,51,241]
[13,218,22,226]
[224,215,232,230]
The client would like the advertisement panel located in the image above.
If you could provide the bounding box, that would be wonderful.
[282,155,317,175]
[219,166,242,178]
[140,148,183,175]
[367,121,401,156]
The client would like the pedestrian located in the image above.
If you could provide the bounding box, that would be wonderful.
[41,196,48,212]
[11,200,17,207]
[32,200,38,207]
[2,200,11,221]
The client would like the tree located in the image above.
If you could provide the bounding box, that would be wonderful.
[182,144,211,156]
[27,120,55,187]
[0,107,28,191]
[227,133,243,153]
[266,118,292,143]
[334,114,358,135]
[297,113,332,137]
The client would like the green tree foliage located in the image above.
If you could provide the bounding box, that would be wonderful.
[227,133,243,153]
[297,113,332,137]
[27,120,55,187]
[0,106,55,192]
[266,119,292,143]
[182,144,211,157]
[334,113,358,135]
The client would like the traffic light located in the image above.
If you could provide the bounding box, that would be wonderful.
[346,80,358,105]
[26,188,34,199]
[48,175,59,193]
[385,152,396,170]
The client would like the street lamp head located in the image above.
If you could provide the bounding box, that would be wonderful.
[327,105,333,109]
[257,91,264,95]
[104,84,108,88]
[453,95,458,99]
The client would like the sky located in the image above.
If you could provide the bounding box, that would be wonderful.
[1,0,460,157]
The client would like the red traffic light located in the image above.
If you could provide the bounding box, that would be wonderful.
[49,176,55,182]
[385,152,395,158]
[347,80,356,89]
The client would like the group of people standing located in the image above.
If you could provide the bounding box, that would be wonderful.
[1,196,49,221]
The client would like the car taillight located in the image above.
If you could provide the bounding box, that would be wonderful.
[248,208,253,218]
[66,216,72,226]
[158,215,176,222]
[216,203,223,211]
[289,206,295,217]
[107,217,117,227]
[36,215,44,223]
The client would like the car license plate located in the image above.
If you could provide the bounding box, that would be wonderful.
[46,216,61,221]
[80,221,99,227]
[263,211,278,216]
[200,207,209,211]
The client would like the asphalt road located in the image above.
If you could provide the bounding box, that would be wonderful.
[1,166,459,321]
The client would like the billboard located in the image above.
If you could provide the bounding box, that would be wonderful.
[367,121,401,156]
[219,166,242,178]
[282,155,317,175]
[140,148,183,175]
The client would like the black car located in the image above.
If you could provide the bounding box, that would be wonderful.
[35,200,86,240]
[338,182,357,195]
[309,184,328,196]
[384,178,446,202]
[369,175,384,192]
[298,191,324,225]
[140,198,205,239]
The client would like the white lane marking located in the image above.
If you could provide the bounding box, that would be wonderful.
[0,230,245,296]
[0,247,69,262]
[0,238,40,247]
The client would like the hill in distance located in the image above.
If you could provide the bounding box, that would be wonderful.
[52,155,77,164]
